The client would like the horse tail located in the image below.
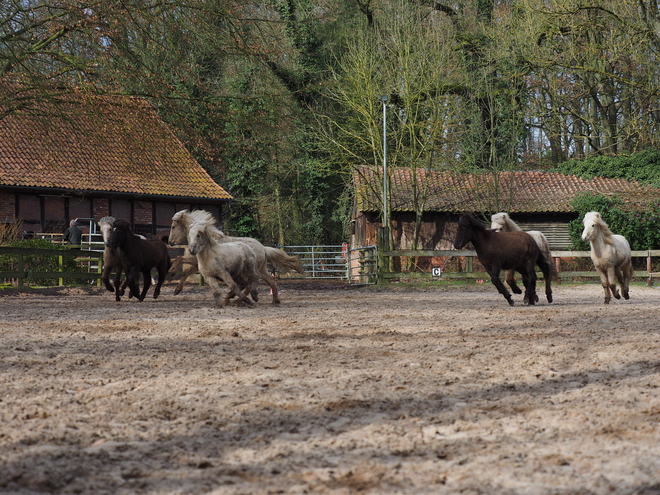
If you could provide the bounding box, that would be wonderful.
[536,249,553,280]
[263,247,306,275]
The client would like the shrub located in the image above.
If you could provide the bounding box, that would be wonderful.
[557,150,660,187]
[569,194,660,250]
[0,239,80,286]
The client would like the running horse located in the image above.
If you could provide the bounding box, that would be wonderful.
[454,213,553,306]
[581,211,633,304]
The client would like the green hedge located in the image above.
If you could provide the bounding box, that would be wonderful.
[568,194,660,250]
[0,239,80,286]
[557,150,660,187]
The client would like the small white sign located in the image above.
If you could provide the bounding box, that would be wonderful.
[432,267,442,277]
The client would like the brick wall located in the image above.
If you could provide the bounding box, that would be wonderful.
[44,197,65,221]
[0,192,16,222]
[134,201,152,225]
[92,198,110,220]
[18,195,40,222]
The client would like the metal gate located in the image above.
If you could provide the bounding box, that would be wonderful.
[276,244,378,283]
[279,245,349,279]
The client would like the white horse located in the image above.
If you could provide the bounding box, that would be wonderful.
[188,219,260,308]
[490,212,555,299]
[581,211,634,304]
[168,209,304,303]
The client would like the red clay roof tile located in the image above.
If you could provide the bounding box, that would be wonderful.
[354,167,660,213]
[0,92,231,201]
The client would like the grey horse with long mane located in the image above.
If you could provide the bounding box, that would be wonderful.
[187,216,260,307]
[168,209,304,303]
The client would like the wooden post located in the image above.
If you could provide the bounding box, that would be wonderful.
[555,256,562,285]
[17,252,24,288]
[648,251,652,287]
[58,254,64,286]
[377,226,390,284]
[97,255,103,287]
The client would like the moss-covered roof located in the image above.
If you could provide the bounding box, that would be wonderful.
[354,167,660,213]
[0,91,231,201]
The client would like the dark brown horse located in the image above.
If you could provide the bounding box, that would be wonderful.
[106,220,172,302]
[453,213,553,306]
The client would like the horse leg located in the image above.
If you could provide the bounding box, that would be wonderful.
[488,269,514,306]
[520,267,538,306]
[223,274,254,307]
[606,266,621,300]
[537,255,553,304]
[596,269,612,304]
[615,263,632,300]
[204,277,227,307]
[138,269,152,301]
[174,263,198,295]
[102,264,115,292]
[543,267,553,304]
[258,264,279,304]
[152,263,168,299]
[505,269,522,294]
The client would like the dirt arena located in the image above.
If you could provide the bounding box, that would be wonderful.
[1,279,659,494]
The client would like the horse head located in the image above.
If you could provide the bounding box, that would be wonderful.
[490,212,509,232]
[582,212,611,243]
[106,219,131,249]
[98,216,116,243]
[169,210,191,246]
[454,213,484,249]
[187,223,209,256]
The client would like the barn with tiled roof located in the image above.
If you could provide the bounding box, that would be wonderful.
[0,91,231,239]
[352,166,660,250]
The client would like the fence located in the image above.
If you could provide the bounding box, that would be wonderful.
[0,246,104,287]
[5,240,659,289]
[375,227,660,285]
[279,245,348,279]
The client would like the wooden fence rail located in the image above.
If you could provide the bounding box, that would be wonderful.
[0,246,104,287]
[377,228,660,285]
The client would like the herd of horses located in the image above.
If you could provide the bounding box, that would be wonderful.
[100,209,304,306]
[455,211,633,306]
[99,209,633,307]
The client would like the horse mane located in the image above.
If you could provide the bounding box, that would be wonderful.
[187,209,224,239]
[492,212,522,232]
[463,212,487,231]
[98,216,115,226]
[584,211,615,245]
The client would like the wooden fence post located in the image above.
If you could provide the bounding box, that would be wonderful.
[17,252,24,288]
[377,226,390,284]
[58,254,64,286]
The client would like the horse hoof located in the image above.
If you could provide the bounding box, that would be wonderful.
[508,300,514,306]
[173,288,182,295]
[547,294,553,304]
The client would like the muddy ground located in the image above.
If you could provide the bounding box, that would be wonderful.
[1,279,659,495]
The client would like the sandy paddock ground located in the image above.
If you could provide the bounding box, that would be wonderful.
[1,278,660,495]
